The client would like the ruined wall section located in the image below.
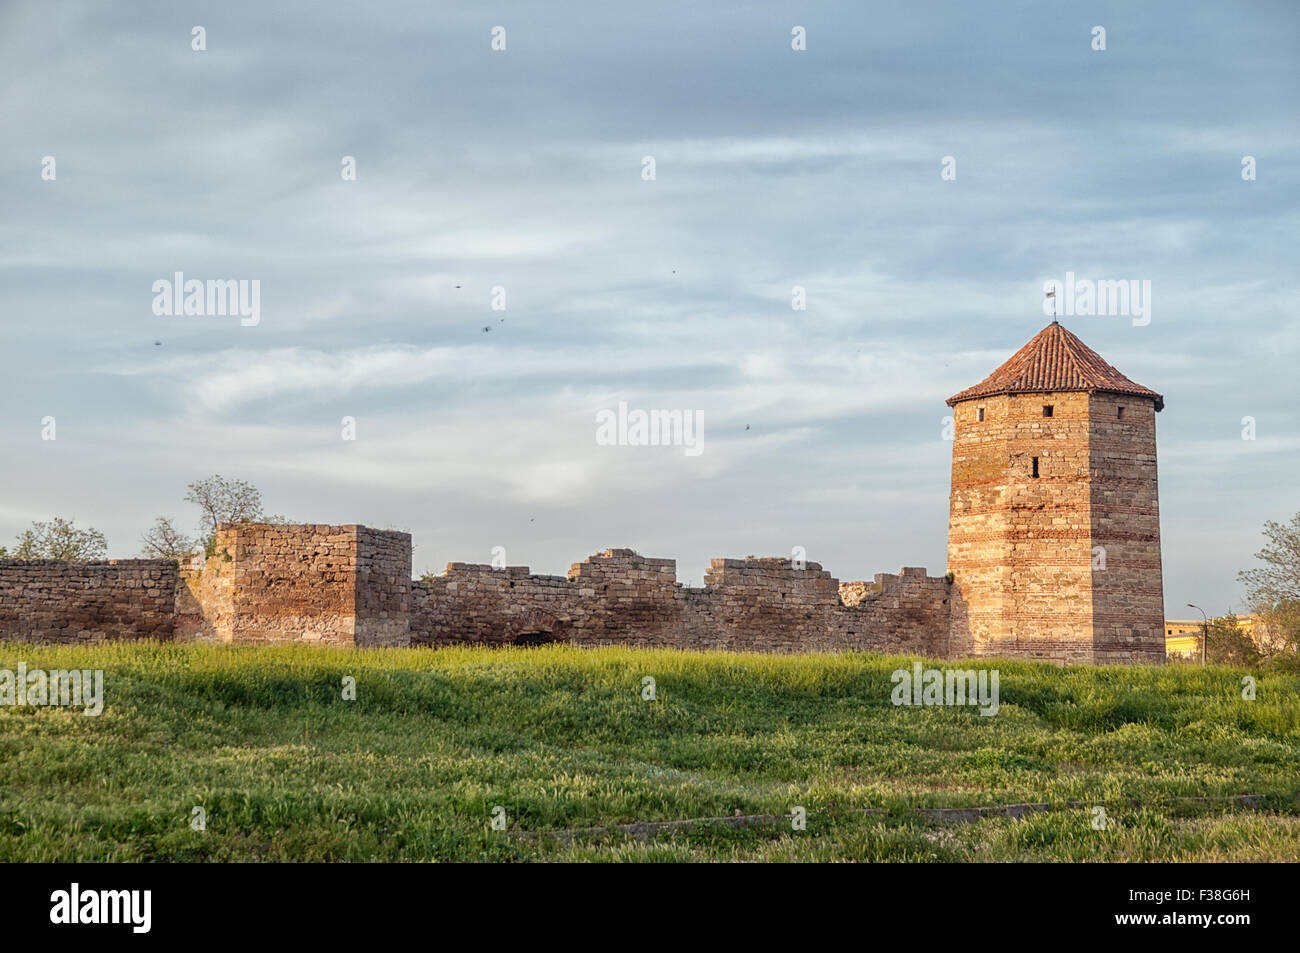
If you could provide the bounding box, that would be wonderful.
[1,530,951,657]
[176,523,410,646]
[836,569,952,657]
[410,549,677,647]
[411,565,583,646]
[568,549,686,646]
[0,559,177,643]
[677,558,841,651]
[355,527,412,647]
[409,550,951,655]
[175,558,232,642]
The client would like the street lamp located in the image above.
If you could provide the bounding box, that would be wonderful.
[1187,603,1208,666]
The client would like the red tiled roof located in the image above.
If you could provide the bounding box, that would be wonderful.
[947,322,1163,411]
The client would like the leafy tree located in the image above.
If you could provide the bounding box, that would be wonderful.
[1238,512,1300,661]
[1239,512,1300,604]
[12,518,108,559]
[139,516,195,560]
[184,474,284,552]
[1205,614,1260,666]
[185,474,265,538]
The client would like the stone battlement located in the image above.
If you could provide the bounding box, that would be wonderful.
[0,526,951,656]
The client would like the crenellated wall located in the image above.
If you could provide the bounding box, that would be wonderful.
[4,521,1156,662]
[408,549,952,655]
[0,528,956,655]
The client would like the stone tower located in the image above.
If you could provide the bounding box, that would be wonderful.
[945,322,1165,665]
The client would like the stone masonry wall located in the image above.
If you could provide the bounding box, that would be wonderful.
[0,514,1154,663]
[0,559,177,643]
[355,526,413,648]
[175,523,411,647]
[836,568,953,656]
[410,549,951,655]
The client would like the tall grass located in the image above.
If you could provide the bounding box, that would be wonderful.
[0,642,1297,861]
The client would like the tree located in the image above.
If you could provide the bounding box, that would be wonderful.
[12,518,108,559]
[139,516,195,560]
[1205,614,1260,666]
[185,474,265,539]
[1238,512,1300,661]
[184,474,285,552]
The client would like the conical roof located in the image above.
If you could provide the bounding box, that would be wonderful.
[946,322,1163,411]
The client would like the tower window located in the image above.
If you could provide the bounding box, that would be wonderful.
[1032,457,1039,478]
[1117,406,1125,419]
[977,407,985,422]
[1042,405,1053,418]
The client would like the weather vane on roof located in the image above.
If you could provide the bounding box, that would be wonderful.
[1046,287,1058,323]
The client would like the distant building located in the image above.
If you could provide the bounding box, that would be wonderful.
[1164,614,1262,658]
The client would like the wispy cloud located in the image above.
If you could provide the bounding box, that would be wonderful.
[1,0,1297,606]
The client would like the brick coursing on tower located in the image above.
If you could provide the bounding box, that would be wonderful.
[945,323,1165,664]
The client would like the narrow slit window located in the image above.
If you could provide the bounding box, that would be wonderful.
[1032,457,1039,478]
[977,407,985,422]
[1117,406,1125,419]
[1042,405,1053,418]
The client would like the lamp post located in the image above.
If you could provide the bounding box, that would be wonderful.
[1188,603,1208,666]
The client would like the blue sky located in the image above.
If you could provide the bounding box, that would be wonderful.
[1,0,1297,614]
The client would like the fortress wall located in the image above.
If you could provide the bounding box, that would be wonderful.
[175,523,412,646]
[565,549,682,646]
[676,558,842,652]
[410,549,678,647]
[214,523,357,645]
[834,569,952,657]
[355,527,412,647]
[411,564,586,646]
[175,559,232,642]
[409,550,952,655]
[1,529,951,657]
[0,559,177,643]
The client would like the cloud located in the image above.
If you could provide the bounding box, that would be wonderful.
[0,0,1297,608]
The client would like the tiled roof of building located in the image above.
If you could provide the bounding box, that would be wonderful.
[946,321,1164,411]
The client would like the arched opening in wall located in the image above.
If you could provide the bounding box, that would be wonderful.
[512,631,556,647]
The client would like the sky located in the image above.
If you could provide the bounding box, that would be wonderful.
[1,0,1297,615]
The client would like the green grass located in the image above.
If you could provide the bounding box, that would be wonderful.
[1,642,1298,861]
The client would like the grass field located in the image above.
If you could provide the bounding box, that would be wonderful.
[1,642,1298,862]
